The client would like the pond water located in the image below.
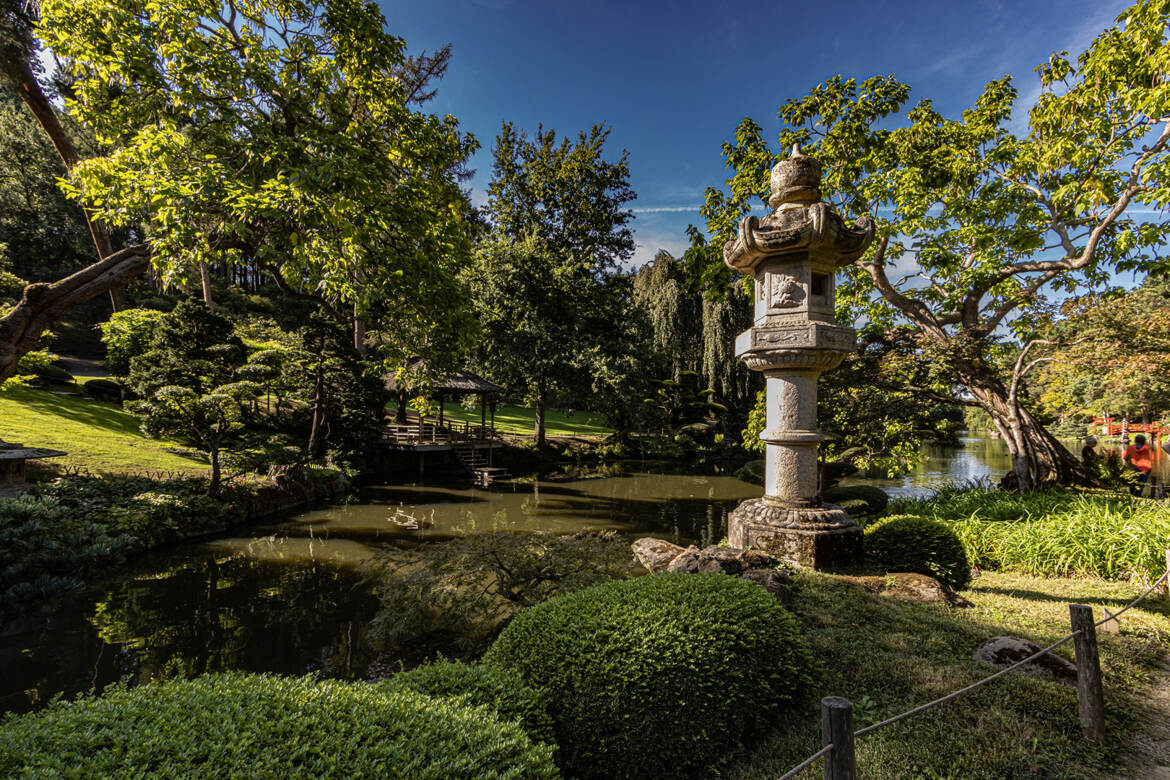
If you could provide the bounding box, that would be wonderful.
[4,433,1165,714]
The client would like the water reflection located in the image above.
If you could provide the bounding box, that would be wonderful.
[284,473,760,546]
[839,433,1170,498]
[0,472,758,714]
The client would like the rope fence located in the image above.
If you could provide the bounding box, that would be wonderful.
[777,558,1170,780]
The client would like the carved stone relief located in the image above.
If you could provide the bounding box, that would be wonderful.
[767,273,802,310]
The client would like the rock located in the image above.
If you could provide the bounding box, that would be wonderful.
[738,548,781,569]
[740,569,792,599]
[972,636,1077,682]
[665,546,702,573]
[632,538,687,574]
[837,572,971,607]
[697,545,745,575]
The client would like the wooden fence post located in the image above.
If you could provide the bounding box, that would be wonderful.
[1070,604,1106,741]
[821,697,856,780]
[1163,549,1170,599]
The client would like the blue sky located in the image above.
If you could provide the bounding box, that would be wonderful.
[377,0,1134,267]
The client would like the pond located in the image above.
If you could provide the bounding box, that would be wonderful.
[3,433,1164,714]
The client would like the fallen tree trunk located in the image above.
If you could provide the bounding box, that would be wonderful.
[0,243,151,381]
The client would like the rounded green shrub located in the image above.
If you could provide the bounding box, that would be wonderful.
[865,514,971,591]
[824,484,889,517]
[83,378,124,402]
[483,573,814,780]
[380,659,555,747]
[30,363,74,385]
[0,672,558,779]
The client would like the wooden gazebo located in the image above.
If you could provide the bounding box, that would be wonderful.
[384,369,505,432]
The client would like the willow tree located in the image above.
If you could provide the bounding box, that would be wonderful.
[700,0,1170,488]
[0,0,476,382]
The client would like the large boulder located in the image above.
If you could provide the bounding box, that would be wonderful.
[972,636,1077,682]
[837,572,971,607]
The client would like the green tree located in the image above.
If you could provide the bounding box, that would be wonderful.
[0,0,477,381]
[475,123,636,446]
[98,308,166,378]
[0,87,93,285]
[699,0,1170,488]
[127,300,255,495]
[1034,276,1170,425]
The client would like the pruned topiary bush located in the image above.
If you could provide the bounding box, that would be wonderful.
[865,514,971,591]
[380,658,556,748]
[483,572,814,779]
[0,672,558,779]
[823,484,889,517]
[83,378,125,402]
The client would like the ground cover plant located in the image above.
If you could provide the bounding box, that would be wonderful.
[730,570,1170,778]
[888,484,1170,582]
[0,672,558,779]
[0,383,204,475]
[485,572,814,780]
[378,659,556,748]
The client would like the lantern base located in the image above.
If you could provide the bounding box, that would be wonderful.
[728,498,862,570]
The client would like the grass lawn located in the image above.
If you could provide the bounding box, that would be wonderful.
[0,383,206,476]
[731,570,1170,778]
[401,401,614,437]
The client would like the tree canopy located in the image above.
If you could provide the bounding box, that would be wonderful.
[5,0,478,377]
[697,0,1170,488]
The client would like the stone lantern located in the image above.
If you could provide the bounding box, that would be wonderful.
[724,146,874,569]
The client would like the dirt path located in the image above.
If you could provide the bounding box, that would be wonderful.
[1113,656,1170,779]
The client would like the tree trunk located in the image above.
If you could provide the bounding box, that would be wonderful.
[534,376,546,449]
[395,388,409,424]
[353,301,367,357]
[199,261,214,311]
[0,243,151,381]
[1,37,129,314]
[307,355,326,458]
[957,361,1094,489]
[208,444,221,498]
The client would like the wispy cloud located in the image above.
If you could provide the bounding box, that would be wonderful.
[631,205,701,214]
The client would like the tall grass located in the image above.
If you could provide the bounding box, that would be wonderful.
[888,484,1170,583]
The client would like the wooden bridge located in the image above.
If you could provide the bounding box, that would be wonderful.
[1091,417,1169,445]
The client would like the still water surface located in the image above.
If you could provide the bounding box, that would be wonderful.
[3,433,1163,713]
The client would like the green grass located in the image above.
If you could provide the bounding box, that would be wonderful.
[0,383,206,475]
[888,485,1170,583]
[732,570,1170,778]
[400,401,614,437]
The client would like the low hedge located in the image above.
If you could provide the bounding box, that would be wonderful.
[0,672,558,779]
[483,573,814,780]
[864,514,971,591]
[380,659,556,747]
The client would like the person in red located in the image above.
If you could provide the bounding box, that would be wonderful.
[1124,434,1154,497]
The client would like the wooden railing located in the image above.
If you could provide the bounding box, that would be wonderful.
[380,415,497,447]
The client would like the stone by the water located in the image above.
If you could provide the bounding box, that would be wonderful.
[632,537,687,574]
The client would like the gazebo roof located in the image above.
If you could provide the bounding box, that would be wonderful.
[0,442,66,460]
[384,370,505,396]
